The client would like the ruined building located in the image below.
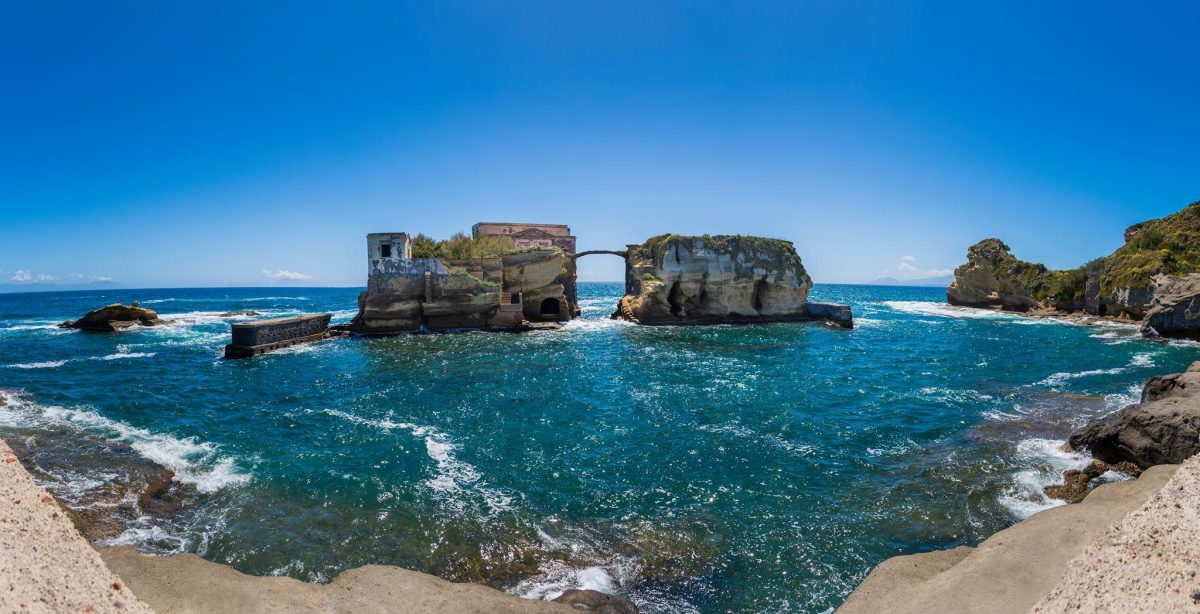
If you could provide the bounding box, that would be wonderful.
[348,227,577,334]
[472,222,579,316]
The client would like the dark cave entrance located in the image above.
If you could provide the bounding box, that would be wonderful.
[539,298,561,316]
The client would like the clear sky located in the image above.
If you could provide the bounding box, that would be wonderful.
[2,1,1198,287]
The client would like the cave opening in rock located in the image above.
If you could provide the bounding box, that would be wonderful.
[668,282,684,317]
[752,278,767,312]
[539,298,561,316]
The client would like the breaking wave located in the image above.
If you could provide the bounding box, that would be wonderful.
[0,392,250,493]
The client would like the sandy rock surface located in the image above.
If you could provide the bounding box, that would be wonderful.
[1034,454,1200,613]
[0,438,153,614]
[837,464,1178,614]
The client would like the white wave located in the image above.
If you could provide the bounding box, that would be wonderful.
[321,409,512,514]
[853,317,886,328]
[998,438,1092,519]
[242,296,310,302]
[0,394,250,493]
[1036,367,1126,387]
[561,317,635,332]
[515,563,618,601]
[917,386,994,404]
[1036,353,1159,388]
[100,352,156,361]
[7,360,68,369]
[881,301,1022,320]
[1130,352,1155,367]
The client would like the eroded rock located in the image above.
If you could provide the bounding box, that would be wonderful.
[613,234,850,326]
[1068,361,1200,468]
[59,303,173,332]
[552,589,639,613]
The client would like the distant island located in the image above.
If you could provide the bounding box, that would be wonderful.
[865,275,954,288]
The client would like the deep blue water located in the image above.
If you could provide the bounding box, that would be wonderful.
[2,283,1197,613]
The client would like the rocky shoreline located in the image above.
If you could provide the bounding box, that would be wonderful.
[840,362,1200,612]
[0,430,634,614]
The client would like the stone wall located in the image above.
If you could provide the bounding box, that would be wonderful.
[226,314,331,358]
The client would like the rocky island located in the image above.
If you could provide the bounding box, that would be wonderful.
[613,234,852,327]
[59,302,174,332]
[947,200,1200,338]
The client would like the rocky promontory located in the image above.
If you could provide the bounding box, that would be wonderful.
[59,302,173,332]
[948,199,1200,338]
[613,234,852,327]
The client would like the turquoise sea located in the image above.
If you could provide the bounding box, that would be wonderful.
[1,282,1197,613]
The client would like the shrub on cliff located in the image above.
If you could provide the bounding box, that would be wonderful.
[1099,200,1200,293]
[410,232,519,261]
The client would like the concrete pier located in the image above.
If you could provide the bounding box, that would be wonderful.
[224,314,332,358]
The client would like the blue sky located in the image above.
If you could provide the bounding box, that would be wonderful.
[2,1,1197,287]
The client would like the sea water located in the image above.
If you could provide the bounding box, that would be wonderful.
[1,283,1195,613]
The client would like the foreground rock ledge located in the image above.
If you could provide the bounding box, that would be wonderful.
[613,234,852,327]
[837,464,1178,614]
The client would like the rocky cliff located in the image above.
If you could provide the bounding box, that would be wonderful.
[1068,361,1200,468]
[613,234,851,327]
[948,200,1200,335]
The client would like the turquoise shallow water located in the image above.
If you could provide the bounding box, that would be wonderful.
[2,283,1198,613]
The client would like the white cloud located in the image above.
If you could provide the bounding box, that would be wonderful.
[36,274,57,282]
[10,270,31,283]
[896,260,951,280]
[902,255,915,261]
[262,269,312,280]
[91,276,113,282]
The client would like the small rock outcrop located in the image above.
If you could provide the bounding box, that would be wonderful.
[1068,361,1200,468]
[552,589,639,613]
[613,234,851,327]
[59,302,173,332]
[946,239,1084,312]
[1042,459,1141,504]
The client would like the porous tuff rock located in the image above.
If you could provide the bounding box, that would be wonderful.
[60,302,173,332]
[946,239,1042,311]
[615,235,815,325]
[1068,361,1200,468]
[1141,273,1200,339]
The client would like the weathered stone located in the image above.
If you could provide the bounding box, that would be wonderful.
[59,303,173,332]
[946,239,1042,311]
[350,232,572,333]
[224,314,331,358]
[1141,273,1200,339]
[1044,470,1092,503]
[552,589,639,613]
[613,234,849,326]
[1069,361,1200,468]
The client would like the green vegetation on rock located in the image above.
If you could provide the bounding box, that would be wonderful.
[1099,201,1200,293]
[409,232,519,261]
[631,234,804,274]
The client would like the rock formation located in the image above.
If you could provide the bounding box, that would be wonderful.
[1141,273,1200,338]
[59,302,173,332]
[350,247,573,334]
[1068,361,1200,468]
[946,239,1048,311]
[948,200,1200,336]
[613,234,852,327]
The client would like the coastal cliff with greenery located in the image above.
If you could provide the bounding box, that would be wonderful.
[948,200,1200,327]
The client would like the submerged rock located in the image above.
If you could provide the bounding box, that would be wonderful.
[613,234,850,327]
[219,310,262,317]
[59,302,173,332]
[1068,361,1200,468]
[552,589,639,613]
